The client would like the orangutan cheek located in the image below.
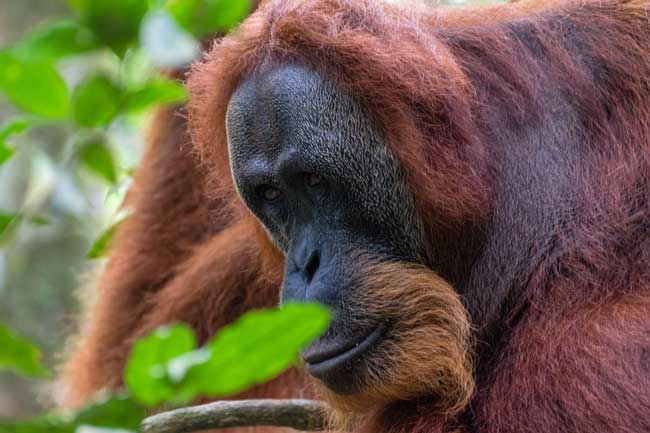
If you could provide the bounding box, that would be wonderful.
[309,259,473,429]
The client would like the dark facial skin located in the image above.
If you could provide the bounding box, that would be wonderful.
[226,65,424,393]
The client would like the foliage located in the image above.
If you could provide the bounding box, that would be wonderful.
[0,0,256,422]
[126,304,331,406]
[86,220,122,259]
[0,324,49,378]
[0,0,251,255]
[0,119,29,167]
[0,53,69,119]
[0,303,330,432]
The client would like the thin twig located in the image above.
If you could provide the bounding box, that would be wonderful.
[140,399,329,433]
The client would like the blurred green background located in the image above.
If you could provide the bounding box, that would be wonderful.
[0,0,120,417]
[0,0,499,419]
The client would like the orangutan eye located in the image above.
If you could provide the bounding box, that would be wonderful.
[305,173,324,188]
[258,185,282,202]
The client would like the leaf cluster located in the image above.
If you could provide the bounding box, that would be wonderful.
[0,303,330,433]
[0,0,250,255]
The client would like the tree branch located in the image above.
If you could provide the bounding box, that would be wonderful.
[141,399,329,433]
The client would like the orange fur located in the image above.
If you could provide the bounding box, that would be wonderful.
[317,258,473,430]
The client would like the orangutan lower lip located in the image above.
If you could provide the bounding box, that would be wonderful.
[303,326,384,376]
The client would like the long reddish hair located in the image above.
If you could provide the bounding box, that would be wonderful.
[188,0,491,231]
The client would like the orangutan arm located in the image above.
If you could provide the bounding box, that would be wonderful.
[472,294,650,433]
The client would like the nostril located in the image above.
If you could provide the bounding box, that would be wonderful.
[304,250,320,283]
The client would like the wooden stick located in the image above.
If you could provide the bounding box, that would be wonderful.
[141,399,328,433]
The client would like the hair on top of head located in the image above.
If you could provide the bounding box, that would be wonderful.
[188,0,493,228]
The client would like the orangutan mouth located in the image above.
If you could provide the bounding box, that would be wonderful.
[302,325,385,393]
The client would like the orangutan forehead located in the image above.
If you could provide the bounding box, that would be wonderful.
[225,64,408,205]
[226,65,387,166]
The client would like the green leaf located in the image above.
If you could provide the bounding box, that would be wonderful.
[203,0,251,33]
[167,0,251,36]
[72,75,122,127]
[0,118,29,167]
[74,395,144,431]
[120,48,155,90]
[165,0,200,30]
[125,324,197,406]
[124,79,187,113]
[79,140,118,184]
[0,415,73,433]
[0,213,20,238]
[181,303,330,399]
[66,0,87,13]
[0,118,29,142]
[68,0,150,56]
[0,324,49,378]
[0,143,15,167]
[87,221,120,259]
[0,395,143,433]
[27,215,49,226]
[12,21,98,62]
[0,52,69,119]
[123,304,329,407]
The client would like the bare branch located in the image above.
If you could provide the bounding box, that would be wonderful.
[141,399,329,433]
